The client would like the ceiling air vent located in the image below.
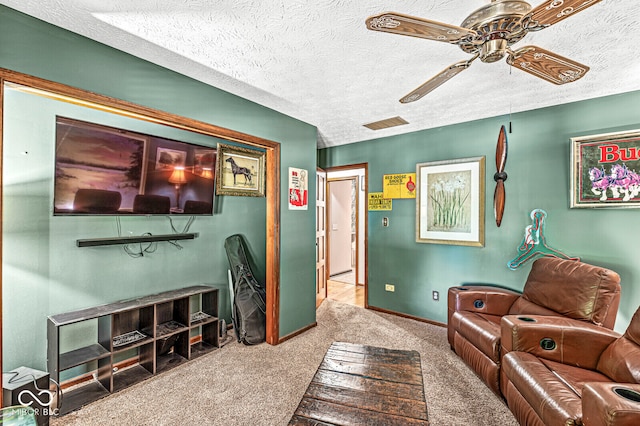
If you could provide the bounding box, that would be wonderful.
[363,116,409,131]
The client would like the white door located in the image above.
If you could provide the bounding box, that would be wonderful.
[328,179,354,276]
[316,168,327,306]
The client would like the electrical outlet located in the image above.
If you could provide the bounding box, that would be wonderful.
[383,217,389,227]
[385,284,395,292]
[432,290,439,301]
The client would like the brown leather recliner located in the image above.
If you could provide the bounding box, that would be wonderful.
[447,256,621,395]
[500,306,640,425]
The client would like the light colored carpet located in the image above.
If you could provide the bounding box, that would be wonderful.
[51,300,516,425]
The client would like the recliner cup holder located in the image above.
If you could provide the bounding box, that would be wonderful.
[517,317,536,322]
[540,337,556,351]
[613,387,640,403]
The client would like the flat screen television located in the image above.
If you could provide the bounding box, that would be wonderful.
[54,116,216,215]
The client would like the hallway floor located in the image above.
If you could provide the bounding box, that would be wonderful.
[329,270,355,285]
[327,279,364,307]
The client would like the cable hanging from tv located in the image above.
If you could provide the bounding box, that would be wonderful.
[118,220,157,258]
[166,215,196,250]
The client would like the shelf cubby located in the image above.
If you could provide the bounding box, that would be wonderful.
[112,363,154,393]
[59,380,110,416]
[190,340,217,360]
[59,344,110,371]
[189,290,219,358]
[48,285,219,415]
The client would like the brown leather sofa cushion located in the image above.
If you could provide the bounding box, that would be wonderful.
[501,315,620,370]
[454,334,501,394]
[452,312,501,362]
[515,257,620,328]
[503,351,610,425]
[597,308,640,383]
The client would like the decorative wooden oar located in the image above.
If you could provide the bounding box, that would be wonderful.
[494,125,508,227]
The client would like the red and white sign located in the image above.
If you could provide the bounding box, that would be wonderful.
[288,167,308,210]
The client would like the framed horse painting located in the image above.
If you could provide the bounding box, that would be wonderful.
[571,129,640,208]
[215,143,266,197]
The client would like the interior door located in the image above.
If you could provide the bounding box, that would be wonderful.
[316,168,327,307]
[328,179,354,276]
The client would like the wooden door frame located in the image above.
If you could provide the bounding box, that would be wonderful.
[0,69,283,381]
[324,163,368,308]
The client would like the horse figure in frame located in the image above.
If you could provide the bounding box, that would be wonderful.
[226,157,253,185]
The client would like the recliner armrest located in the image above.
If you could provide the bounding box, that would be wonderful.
[448,285,521,347]
[501,315,620,369]
[448,285,521,317]
[582,382,640,426]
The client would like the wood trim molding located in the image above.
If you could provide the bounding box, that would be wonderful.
[0,69,280,150]
[278,322,317,344]
[265,146,281,345]
[0,69,284,389]
[325,163,368,174]
[60,357,141,390]
[0,77,4,399]
[367,305,446,328]
[324,163,368,308]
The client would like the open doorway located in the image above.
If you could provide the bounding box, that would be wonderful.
[324,164,367,308]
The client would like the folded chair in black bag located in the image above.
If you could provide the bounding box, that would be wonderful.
[224,234,266,345]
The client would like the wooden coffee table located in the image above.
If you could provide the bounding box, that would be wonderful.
[289,341,429,425]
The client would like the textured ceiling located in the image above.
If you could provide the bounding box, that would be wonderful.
[2,0,639,148]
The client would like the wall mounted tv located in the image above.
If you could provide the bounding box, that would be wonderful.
[54,116,216,215]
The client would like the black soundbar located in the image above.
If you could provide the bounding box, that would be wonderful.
[76,233,199,247]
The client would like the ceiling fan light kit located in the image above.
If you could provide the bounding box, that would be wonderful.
[366,0,603,102]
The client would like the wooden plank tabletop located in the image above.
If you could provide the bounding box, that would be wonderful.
[290,341,429,425]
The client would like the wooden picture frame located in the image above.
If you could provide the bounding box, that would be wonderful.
[215,143,266,197]
[570,129,640,208]
[416,156,485,246]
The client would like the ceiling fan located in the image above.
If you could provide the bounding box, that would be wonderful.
[366,0,603,103]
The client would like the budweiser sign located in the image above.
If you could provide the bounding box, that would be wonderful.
[598,144,640,163]
[571,131,640,208]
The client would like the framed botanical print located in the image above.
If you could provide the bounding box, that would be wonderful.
[416,156,485,246]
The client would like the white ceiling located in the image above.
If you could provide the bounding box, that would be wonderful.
[2,0,639,148]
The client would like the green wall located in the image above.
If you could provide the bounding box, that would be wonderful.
[320,90,640,333]
[1,6,317,372]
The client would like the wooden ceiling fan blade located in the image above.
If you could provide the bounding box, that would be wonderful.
[366,12,478,44]
[525,0,604,30]
[494,180,506,227]
[507,45,589,85]
[400,60,472,103]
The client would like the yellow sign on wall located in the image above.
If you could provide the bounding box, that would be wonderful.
[383,173,417,199]
[368,192,392,211]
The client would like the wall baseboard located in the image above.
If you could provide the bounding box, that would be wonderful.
[60,357,140,390]
[277,303,445,345]
[278,322,317,344]
[367,305,446,328]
